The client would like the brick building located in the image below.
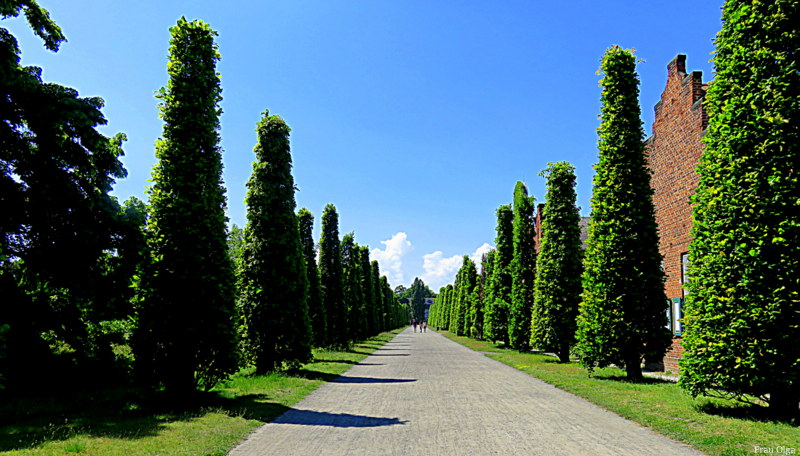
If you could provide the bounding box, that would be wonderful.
[644,54,708,373]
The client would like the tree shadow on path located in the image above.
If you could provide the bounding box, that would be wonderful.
[274,408,408,428]
[331,376,415,384]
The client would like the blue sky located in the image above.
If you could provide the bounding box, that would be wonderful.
[4,1,722,291]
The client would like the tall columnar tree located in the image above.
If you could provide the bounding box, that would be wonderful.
[358,246,376,336]
[239,112,311,373]
[370,260,384,333]
[471,251,493,340]
[449,266,463,333]
[484,204,513,345]
[454,256,478,336]
[380,276,395,330]
[136,18,237,393]
[576,46,670,381]
[319,204,346,348]
[679,0,800,417]
[341,233,365,342]
[509,182,536,351]
[531,162,583,362]
[298,208,326,347]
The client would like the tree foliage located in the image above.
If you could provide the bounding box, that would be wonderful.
[1,3,129,391]
[135,18,237,393]
[298,208,326,347]
[576,46,670,381]
[358,246,373,337]
[239,111,311,373]
[370,260,384,333]
[509,182,536,351]
[678,0,800,416]
[407,277,434,322]
[483,204,513,345]
[451,256,477,336]
[319,204,346,348]
[531,162,583,362]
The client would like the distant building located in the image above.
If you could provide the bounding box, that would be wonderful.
[423,297,434,321]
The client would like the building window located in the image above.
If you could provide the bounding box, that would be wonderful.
[672,298,683,336]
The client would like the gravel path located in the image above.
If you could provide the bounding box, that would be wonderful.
[229,328,704,455]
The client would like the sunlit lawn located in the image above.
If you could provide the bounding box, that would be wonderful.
[0,329,403,456]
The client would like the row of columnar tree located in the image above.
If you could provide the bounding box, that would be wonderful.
[431,0,800,415]
[0,8,406,396]
[429,46,678,382]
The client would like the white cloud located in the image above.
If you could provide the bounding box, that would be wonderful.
[420,251,462,291]
[421,243,495,291]
[470,243,494,267]
[371,232,412,286]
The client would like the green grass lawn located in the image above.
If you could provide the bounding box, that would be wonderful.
[441,331,799,456]
[0,329,403,456]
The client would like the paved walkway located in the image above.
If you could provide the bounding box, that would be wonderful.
[229,328,704,455]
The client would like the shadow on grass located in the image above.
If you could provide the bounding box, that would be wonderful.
[591,373,675,385]
[0,389,291,452]
[695,401,799,426]
[541,357,572,364]
[312,358,359,365]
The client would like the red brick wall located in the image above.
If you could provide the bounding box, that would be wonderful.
[663,337,685,373]
[645,54,708,373]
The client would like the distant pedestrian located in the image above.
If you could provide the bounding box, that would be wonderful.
[412,320,417,333]
[423,322,427,332]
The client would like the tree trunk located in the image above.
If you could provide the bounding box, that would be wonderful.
[558,344,571,363]
[770,389,800,419]
[624,355,644,382]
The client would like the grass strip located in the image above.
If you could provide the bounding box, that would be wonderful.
[440,331,799,456]
[0,329,403,456]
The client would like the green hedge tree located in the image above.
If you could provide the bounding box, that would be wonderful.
[455,256,478,336]
[477,250,496,340]
[136,18,237,393]
[319,204,346,348]
[341,233,365,342]
[370,260,384,333]
[484,204,513,345]
[509,182,536,351]
[359,246,376,336]
[531,162,583,362]
[239,112,311,373]
[576,46,670,381]
[449,264,464,334]
[298,208,326,347]
[679,0,800,417]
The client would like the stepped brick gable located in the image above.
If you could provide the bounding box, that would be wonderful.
[645,54,708,373]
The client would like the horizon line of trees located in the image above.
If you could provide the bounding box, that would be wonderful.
[0,5,408,396]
